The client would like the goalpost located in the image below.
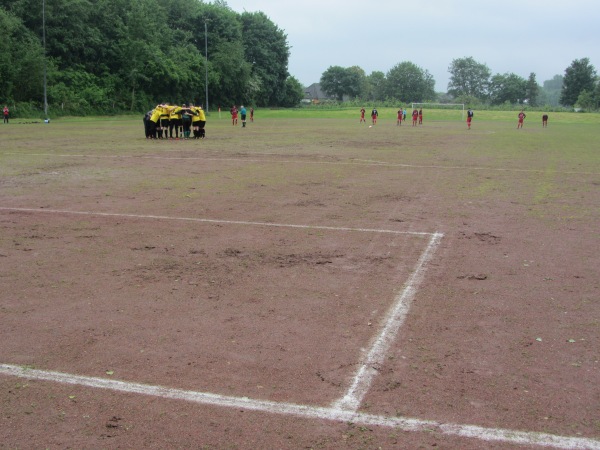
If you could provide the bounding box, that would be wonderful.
[411,103,465,121]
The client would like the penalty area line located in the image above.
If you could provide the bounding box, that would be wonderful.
[0,207,437,237]
[332,232,443,411]
[0,364,598,449]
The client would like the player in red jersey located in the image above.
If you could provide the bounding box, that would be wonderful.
[360,107,366,123]
[371,108,378,125]
[517,110,526,129]
[230,105,238,125]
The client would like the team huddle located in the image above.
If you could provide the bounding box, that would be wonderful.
[144,103,206,140]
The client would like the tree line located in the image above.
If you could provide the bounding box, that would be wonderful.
[1,0,598,116]
[0,0,304,116]
[319,57,599,110]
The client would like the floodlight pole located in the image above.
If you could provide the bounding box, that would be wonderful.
[42,0,48,117]
[204,20,209,112]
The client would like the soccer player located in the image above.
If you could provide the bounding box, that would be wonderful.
[3,105,8,124]
[371,107,378,125]
[230,105,238,125]
[158,103,172,139]
[397,108,403,126]
[149,105,166,139]
[180,104,196,139]
[143,110,153,138]
[250,107,254,122]
[412,109,419,126]
[169,105,183,139]
[517,110,526,129]
[192,104,206,139]
[467,108,474,129]
[240,105,247,127]
[360,107,366,123]
[542,114,548,128]
[418,108,423,125]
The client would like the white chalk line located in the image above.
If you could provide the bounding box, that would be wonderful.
[5,152,598,175]
[0,207,436,237]
[332,232,443,411]
[0,364,598,449]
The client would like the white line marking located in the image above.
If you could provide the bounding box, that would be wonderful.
[0,207,436,236]
[332,232,444,411]
[5,152,598,175]
[0,364,598,449]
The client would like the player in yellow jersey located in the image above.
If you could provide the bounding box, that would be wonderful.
[148,105,163,139]
[191,104,206,139]
[169,105,183,139]
[158,103,174,139]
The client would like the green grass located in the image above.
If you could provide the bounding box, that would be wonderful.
[232,107,600,124]
[6,108,600,124]
[2,114,598,223]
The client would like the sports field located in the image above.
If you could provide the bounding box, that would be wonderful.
[1,112,599,448]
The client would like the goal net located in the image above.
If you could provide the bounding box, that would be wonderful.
[411,103,465,121]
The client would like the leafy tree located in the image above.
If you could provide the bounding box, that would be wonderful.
[540,74,563,106]
[343,67,366,99]
[319,66,367,101]
[0,0,295,112]
[0,7,45,103]
[347,66,369,99]
[525,73,539,106]
[48,68,111,112]
[239,11,290,106]
[544,74,564,91]
[366,71,387,102]
[560,58,597,106]
[211,40,252,107]
[489,73,527,105]
[386,61,435,102]
[320,66,349,101]
[575,89,597,110]
[280,76,304,107]
[447,57,491,100]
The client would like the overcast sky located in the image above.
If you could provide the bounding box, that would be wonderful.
[222,0,600,92]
